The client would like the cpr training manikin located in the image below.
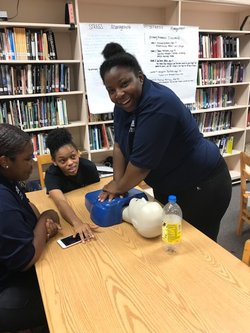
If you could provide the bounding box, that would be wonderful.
[122,197,163,238]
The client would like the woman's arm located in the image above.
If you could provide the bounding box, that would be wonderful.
[98,142,150,201]
[98,142,127,201]
[48,189,97,242]
[24,209,60,270]
[112,142,127,181]
[104,162,150,194]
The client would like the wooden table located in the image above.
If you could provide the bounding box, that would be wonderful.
[27,179,250,333]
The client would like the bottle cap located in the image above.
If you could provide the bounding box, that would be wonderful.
[168,195,176,203]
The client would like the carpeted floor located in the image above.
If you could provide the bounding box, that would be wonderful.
[217,183,250,260]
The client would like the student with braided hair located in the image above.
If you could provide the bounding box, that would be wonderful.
[45,128,100,242]
[0,123,60,332]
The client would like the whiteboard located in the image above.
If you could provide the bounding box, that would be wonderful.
[80,23,198,114]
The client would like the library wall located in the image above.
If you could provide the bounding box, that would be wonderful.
[0,0,65,24]
[78,1,250,30]
[78,4,167,24]
[181,10,240,30]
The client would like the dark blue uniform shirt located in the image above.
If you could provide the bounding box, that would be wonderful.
[114,76,221,193]
[0,175,36,291]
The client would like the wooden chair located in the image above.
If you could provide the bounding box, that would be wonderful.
[237,151,250,235]
[37,154,52,189]
[242,239,250,266]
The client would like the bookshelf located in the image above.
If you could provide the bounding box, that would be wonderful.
[180,1,250,182]
[78,0,250,181]
[0,0,88,180]
[193,29,250,181]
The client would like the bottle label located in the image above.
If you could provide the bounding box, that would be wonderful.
[162,223,181,244]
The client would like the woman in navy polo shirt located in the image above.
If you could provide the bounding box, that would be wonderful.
[98,42,232,241]
[0,124,60,332]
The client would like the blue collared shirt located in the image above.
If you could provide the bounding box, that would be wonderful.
[114,76,220,193]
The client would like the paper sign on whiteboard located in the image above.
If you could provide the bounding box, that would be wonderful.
[80,23,198,114]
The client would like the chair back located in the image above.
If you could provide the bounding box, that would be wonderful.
[37,154,52,189]
[242,239,250,266]
[240,151,250,194]
[237,152,250,235]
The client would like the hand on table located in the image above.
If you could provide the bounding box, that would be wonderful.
[41,209,61,241]
[46,218,61,241]
[73,221,99,243]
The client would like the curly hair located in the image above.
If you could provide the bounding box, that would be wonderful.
[46,128,77,159]
[0,124,31,159]
[100,42,143,82]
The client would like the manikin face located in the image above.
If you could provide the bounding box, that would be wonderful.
[2,141,34,181]
[53,144,79,176]
[103,66,144,113]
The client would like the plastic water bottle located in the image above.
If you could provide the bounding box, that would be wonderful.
[162,195,182,253]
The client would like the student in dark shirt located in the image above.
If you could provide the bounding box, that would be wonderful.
[98,42,232,241]
[45,128,100,242]
[0,123,60,332]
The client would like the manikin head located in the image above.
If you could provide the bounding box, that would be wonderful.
[122,198,163,238]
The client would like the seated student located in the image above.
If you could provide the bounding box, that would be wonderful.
[0,123,61,332]
[45,128,100,242]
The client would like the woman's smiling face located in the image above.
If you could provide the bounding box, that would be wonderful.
[104,66,144,113]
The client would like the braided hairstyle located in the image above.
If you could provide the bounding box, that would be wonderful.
[46,128,77,159]
[99,42,143,82]
[0,123,31,160]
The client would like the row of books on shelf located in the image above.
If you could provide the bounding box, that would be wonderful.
[185,103,197,112]
[0,28,57,61]
[0,97,68,130]
[89,124,114,150]
[31,132,49,157]
[88,112,114,122]
[197,61,245,86]
[193,110,232,133]
[0,64,70,96]
[196,86,235,110]
[199,34,239,59]
[208,135,234,155]
[27,133,236,160]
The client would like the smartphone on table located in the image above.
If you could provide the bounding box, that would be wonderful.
[57,233,82,249]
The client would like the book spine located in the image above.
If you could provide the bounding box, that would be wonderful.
[47,30,57,60]
[65,1,76,25]
[27,64,33,94]
[26,29,32,60]
[54,63,59,92]
[60,63,65,92]
[62,99,68,125]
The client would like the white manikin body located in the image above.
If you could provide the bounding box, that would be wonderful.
[122,198,163,238]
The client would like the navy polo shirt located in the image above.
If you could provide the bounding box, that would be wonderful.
[45,157,100,193]
[114,76,221,193]
[0,176,36,291]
